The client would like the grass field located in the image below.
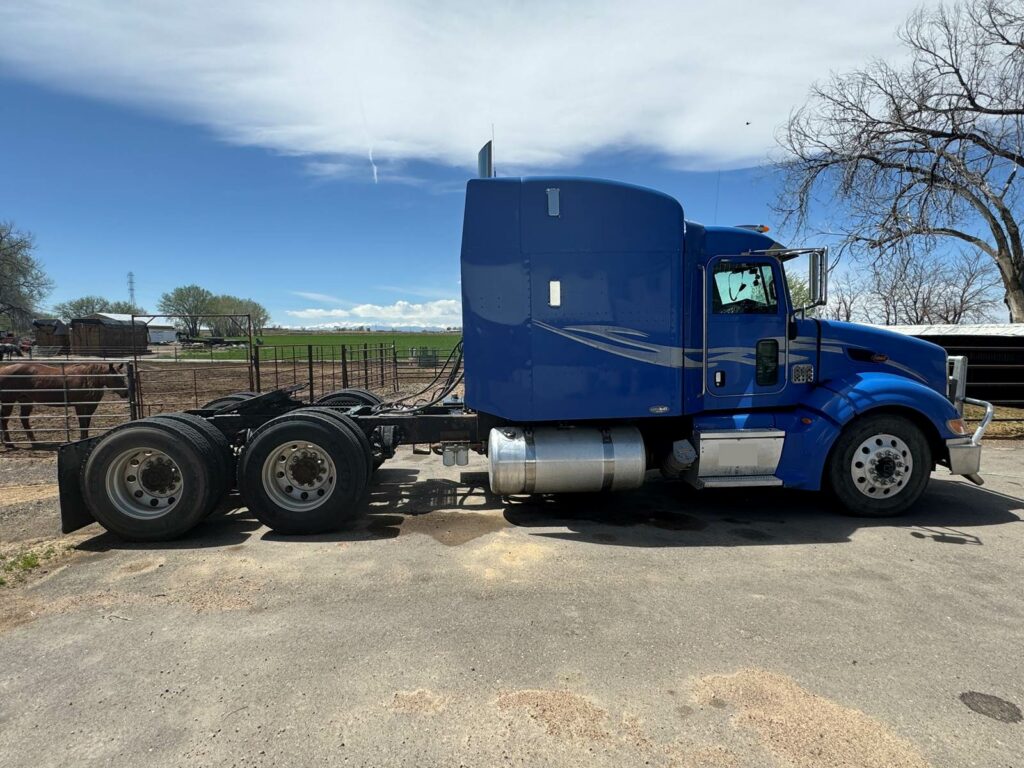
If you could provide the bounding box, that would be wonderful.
[171,331,461,360]
[256,331,461,353]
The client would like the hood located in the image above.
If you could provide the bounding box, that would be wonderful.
[816,320,948,395]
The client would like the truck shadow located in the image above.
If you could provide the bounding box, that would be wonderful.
[497,476,1023,548]
[277,467,1023,549]
[75,467,1023,550]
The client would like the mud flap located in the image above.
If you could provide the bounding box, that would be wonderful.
[57,438,99,534]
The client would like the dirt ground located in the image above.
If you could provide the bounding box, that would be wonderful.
[1,444,1022,767]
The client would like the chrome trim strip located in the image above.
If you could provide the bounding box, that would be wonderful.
[700,264,707,396]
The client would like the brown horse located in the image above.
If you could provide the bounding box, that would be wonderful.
[0,363,128,445]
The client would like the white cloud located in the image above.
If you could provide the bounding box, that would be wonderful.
[0,1,924,173]
[286,298,461,329]
[290,290,348,304]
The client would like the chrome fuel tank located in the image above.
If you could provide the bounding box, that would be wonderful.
[487,426,646,495]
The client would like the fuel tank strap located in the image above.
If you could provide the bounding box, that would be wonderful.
[523,429,537,494]
[600,429,615,491]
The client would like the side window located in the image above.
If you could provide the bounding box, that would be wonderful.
[712,261,778,314]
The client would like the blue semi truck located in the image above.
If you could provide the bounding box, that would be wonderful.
[57,151,995,541]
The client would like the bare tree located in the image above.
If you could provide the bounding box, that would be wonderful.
[777,0,1024,321]
[825,272,864,322]
[0,221,52,330]
[828,249,1002,324]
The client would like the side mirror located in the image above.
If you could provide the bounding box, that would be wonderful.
[808,248,828,307]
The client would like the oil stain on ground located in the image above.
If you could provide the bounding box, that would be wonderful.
[398,510,508,546]
[959,691,1023,723]
[694,668,931,768]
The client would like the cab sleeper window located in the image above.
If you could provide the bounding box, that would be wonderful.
[712,261,778,314]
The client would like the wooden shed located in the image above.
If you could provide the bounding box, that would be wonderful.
[32,318,70,354]
[70,314,149,356]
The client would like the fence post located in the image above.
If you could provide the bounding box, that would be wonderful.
[363,343,369,388]
[248,343,256,392]
[379,343,385,387]
[341,345,349,389]
[392,344,398,393]
[307,344,315,402]
[61,362,71,443]
[193,369,199,409]
[127,362,138,421]
[253,347,262,393]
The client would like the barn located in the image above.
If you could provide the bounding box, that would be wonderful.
[32,318,70,354]
[70,314,150,356]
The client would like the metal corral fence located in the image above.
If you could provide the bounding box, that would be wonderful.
[252,343,458,399]
[0,361,135,447]
[0,342,461,448]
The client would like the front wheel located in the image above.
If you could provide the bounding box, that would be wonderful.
[827,414,932,517]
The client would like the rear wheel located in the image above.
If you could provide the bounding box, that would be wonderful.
[149,413,234,503]
[238,412,369,534]
[301,407,374,478]
[202,391,258,411]
[82,422,216,541]
[827,414,931,517]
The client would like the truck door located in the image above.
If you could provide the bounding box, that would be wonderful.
[704,256,788,402]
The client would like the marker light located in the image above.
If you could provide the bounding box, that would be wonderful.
[947,418,967,435]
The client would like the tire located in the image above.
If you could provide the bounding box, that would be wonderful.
[305,406,394,472]
[300,407,374,479]
[314,388,382,408]
[81,422,216,541]
[202,391,258,411]
[827,413,932,517]
[149,413,234,502]
[237,411,369,535]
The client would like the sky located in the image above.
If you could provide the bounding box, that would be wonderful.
[0,0,930,328]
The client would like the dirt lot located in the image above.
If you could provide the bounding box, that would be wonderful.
[1,444,1022,767]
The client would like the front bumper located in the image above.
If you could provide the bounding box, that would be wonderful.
[946,396,995,480]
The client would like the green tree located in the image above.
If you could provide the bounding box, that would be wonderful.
[52,295,112,321]
[51,296,146,321]
[157,284,214,337]
[241,299,271,334]
[107,300,146,315]
[207,294,271,336]
[787,277,812,313]
[0,221,52,330]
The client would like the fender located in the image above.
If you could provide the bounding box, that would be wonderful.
[775,373,962,491]
[820,372,962,437]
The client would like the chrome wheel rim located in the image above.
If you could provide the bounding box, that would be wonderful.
[850,433,913,498]
[261,440,336,512]
[105,447,184,519]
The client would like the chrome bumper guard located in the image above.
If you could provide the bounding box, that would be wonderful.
[946,396,995,480]
[946,356,993,482]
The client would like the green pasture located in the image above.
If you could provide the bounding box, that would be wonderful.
[170,331,461,360]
